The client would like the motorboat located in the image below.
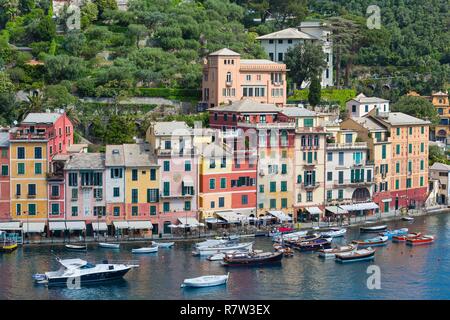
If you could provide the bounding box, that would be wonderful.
[207,249,260,261]
[0,231,18,253]
[318,244,357,259]
[152,241,174,248]
[132,245,159,254]
[222,251,283,266]
[181,273,229,288]
[320,228,347,238]
[32,258,138,286]
[406,235,435,246]
[402,216,414,222]
[283,233,320,246]
[195,239,229,248]
[392,232,422,242]
[335,247,375,263]
[293,238,332,252]
[360,225,387,233]
[352,235,388,247]
[193,242,254,256]
[65,244,87,251]
[380,228,409,240]
[272,230,308,243]
[98,242,120,249]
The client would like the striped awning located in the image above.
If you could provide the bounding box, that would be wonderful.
[325,206,348,215]
[268,211,292,222]
[113,221,129,229]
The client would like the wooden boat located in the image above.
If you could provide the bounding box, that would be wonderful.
[272,230,308,243]
[294,238,331,252]
[0,241,18,253]
[318,244,356,259]
[207,249,261,261]
[360,225,387,233]
[392,232,422,242]
[352,235,388,247]
[98,242,120,249]
[320,228,347,238]
[283,233,320,247]
[181,273,229,288]
[406,235,435,246]
[380,228,409,240]
[65,244,87,251]
[277,247,294,257]
[132,245,159,254]
[152,241,174,248]
[402,216,414,222]
[192,242,253,256]
[335,247,375,263]
[222,251,283,266]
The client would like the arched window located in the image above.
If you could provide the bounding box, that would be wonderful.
[226,72,232,83]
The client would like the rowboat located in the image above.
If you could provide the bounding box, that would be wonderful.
[222,251,283,266]
[98,242,120,249]
[318,244,357,259]
[352,235,388,247]
[380,228,409,240]
[320,228,346,238]
[207,249,262,261]
[195,239,229,248]
[360,225,387,233]
[181,273,229,288]
[402,216,414,222]
[192,242,254,256]
[293,238,332,252]
[406,235,435,246]
[132,245,159,254]
[152,241,174,248]
[65,244,87,251]
[392,232,422,242]
[283,233,320,247]
[272,230,308,243]
[335,247,375,263]
[0,242,18,253]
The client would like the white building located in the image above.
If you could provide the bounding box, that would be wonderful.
[346,93,390,118]
[256,21,333,88]
[429,162,450,205]
[105,145,126,216]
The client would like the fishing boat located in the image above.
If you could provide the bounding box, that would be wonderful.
[380,228,409,240]
[132,245,159,254]
[335,247,375,263]
[181,273,229,288]
[360,225,387,233]
[318,244,357,259]
[352,235,388,247]
[222,251,283,266]
[282,233,320,246]
[65,244,87,251]
[98,243,120,249]
[392,232,422,242]
[193,242,254,256]
[152,241,174,248]
[0,231,18,253]
[293,238,332,252]
[320,228,346,238]
[207,249,260,261]
[33,258,139,286]
[402,216,414,222]
[406,235,435,246]
[272,230,308,243]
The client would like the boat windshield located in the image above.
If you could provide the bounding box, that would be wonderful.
[80,263,96,269]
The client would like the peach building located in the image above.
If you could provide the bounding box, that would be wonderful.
[201,48,287,109]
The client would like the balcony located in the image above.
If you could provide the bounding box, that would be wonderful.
[226,80,233,87]
[237,122,295,130]
[326,142,368,150]
[10,131,54,141]
[50,194,60,199]
[332,179,374,188]
[27,194,36,199]
[296,126,326,134]
[160,193,194,199]
[156,148,196,157]
[299,183,320,190]
[46,172,64,181]
[271,80,284,86]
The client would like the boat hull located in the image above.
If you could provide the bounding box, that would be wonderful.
[45,268,132,286]
[222,252,283,266]
[99,243,120,249]
[335,250,375,263]
[194,243,253,256]
[65,245,87,251]
[0,243,18,253]
[360,226,387,233]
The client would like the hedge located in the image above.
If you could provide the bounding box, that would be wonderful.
[138,88,202,99]
[289,88,357,108]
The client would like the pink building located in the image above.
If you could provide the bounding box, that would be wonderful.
[201,48,287,109]
[0,131,10,221]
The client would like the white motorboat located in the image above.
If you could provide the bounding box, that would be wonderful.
[181,273,229,288]
[132,245,159,254]
[320,228,347,238]
[207,249,261,261]
[318,244,356,259]
[402,216,414,222]
[335,247,376,263]
[33,258,138,286]
[195,239,229,248]
[193,242,254,256]
[152,241,174,248]
[99,242,120,249]
[360,225,387,233]
[65,244,87,251]
[272,231,308,243]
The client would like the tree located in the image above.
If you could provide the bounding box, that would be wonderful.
[391,95,440,126]
[284,41,326,88]
[43,84,77,109]
[0,71,16,123]
[127,24,147,48]
[308,76,321,106]
[429,145,449,165]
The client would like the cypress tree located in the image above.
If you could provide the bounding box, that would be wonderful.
[308,76,321,106]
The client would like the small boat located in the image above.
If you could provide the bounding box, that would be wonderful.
[272,230,308,242]
[195,239,229,248]
[1,232,18,253]
[380,228,409,240]
[65,244,87,251]
[402,216,414,221]
[320,228,347,238]
[406,235,435,246]
[352,236,388,247]
[181,273,229,288]
[360,225,387,233]
[98,243,120,249]
[255,231,267,237]
[207,249,258,261]
[222,251,283,266]
[277,247,294,257]
[392,232,422,242]
[335,247,375,263]
[152,241,174,248]
[294,238,331,252]
[193,242,254,256]
[283,233,320,246]
[132,245,159,254]
[33,258,139,286]
[318,244,357,259]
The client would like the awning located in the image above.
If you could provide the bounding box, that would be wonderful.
[267,211,292,222]
[325,206,348,215]
[128,221,152,230]
[306,206,323,215]
[66,221,86,231]
[204,218,225,224]
[340,202,379,211]
[182,177,194,187]
[113,221,129,229]
[0,222,22,231]
[49,221,67,231]
[178,217,201,227]
[92,222,108,231]
[22,222,45,233]
[381,198,392,203]
[215,210,246,223]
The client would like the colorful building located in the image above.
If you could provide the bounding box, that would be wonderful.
[431,91,450,144]
[201,49,287,109]
[105,145,126,223]
[429,162,450,205]
[0,131,10,221]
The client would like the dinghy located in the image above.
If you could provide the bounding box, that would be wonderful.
[222,251,283,266]
[318,244,356,259]
[195,239,229,248]
[181,273,229,288]
[360,225,387,233]
[99,243,120,249]
[352,235,388,247]
[293,238,332,252]
[272,230,308,243]
[152,241,174,248]
[380,228,408,240]
[406,235,435,246]
[65,244,87,251]
[335,247,375,263]
[320,228,346,238]
[392,232,421,242]
[132,245,159,254]
[402,216,414,222]
[192,242,254,256]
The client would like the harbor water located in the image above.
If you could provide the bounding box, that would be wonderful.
[1,213,450,299]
